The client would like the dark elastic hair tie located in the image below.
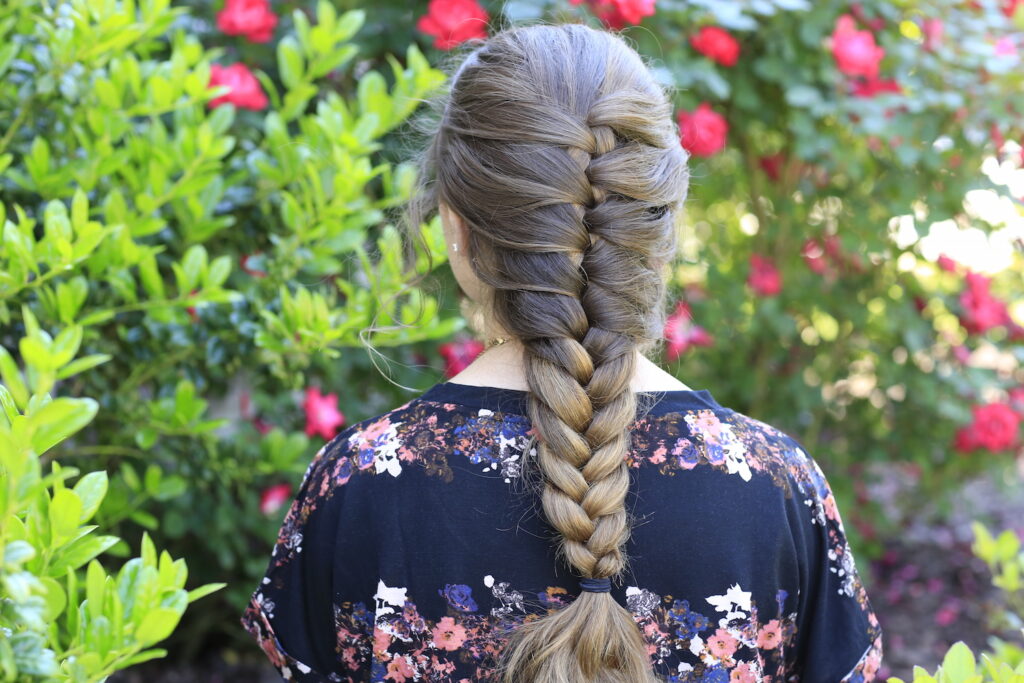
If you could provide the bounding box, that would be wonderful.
[579,577,612,593]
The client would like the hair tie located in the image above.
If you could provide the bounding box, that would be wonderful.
[579,577,612,593]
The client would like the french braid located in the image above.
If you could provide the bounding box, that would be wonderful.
[415,24,690,682]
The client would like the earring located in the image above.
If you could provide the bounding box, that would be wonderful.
[452,243,459,253]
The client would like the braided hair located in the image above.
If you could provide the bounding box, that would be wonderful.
[413,23,690,682]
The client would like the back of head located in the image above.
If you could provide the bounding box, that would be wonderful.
[418,23,690,682]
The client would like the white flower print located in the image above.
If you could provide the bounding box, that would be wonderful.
[371,423,404,477]
[373,579,408,618]
[706,582,753,629]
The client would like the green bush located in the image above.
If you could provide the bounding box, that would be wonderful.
[0,0,456,654]
[0,310,223,680]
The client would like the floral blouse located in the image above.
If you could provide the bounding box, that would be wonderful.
[241,382,884,682]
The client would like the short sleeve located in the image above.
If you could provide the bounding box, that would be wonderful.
[241,435,349,681]
[787,443,884,682]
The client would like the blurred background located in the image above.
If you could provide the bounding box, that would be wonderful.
[0,0,1022,680]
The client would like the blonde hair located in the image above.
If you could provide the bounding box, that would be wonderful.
[411,23,690,682]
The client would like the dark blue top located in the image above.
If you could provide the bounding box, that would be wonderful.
[241,382,883,682]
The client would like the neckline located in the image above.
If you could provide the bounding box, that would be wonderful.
[418,381,727,417]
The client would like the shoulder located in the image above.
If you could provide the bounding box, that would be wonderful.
[311,392,533,485]
[628,402,828,494]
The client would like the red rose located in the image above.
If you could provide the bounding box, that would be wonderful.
[186,288,200,322]
[572,0,656,29]
[303,387,345,441]
[747,254,782,297]
[416,0,489,51]
[759,153,785,182]
[663,301,714,362]
[439,339,484,378]
[677,103,728,157]
[259,483,293,515]
[208,63,268,110]
[240,252,268,277]
[216,0,278,43]
[953,402,1021,453]
[831,14,885,79]
[690,26,740,67]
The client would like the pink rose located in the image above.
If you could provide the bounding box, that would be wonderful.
[216,0,278,43]
[663,301,714,361]
[851,77,901,97]
[208,63,268,110]
[831,14,885,79]
[677,103,728,157]
[259,483,292,515]
[690,26,740,67]
[416,0,489,50]
[303,386,346,441]
[959,271,1010,334]
[923,18,944,51]
[995,36,1017,56]
[936,255,959,272]
[747,254,782,297]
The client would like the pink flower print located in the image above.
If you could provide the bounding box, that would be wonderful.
[756,619,782,649]
[649,445,667,464]
[823,494,840,522]
[373,627,392,656]
[430,654,457,675]
[865,646,882,678]
[731,662,759,683]
[362,417,392,443]
[708,628,739,660]
[694,410,723,440]
[385,655,415,682]
[432,616,467,651]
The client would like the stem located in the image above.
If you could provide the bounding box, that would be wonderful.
[0,101,30,156]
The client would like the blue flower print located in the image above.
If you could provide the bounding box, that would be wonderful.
[701,665,729,683]
[439,583,478,612]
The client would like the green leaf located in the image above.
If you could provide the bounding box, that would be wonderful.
[180,245,207,292]
[941,642,976,681]
[30,398,99,455]
[72,471,108,523]
[50,488,84,545]
[56,353,113,380]
[186,582,226,603]
[135,607,181,646]
[48,534,118,576]
[4,540,36,565]
[277,36,305,91]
